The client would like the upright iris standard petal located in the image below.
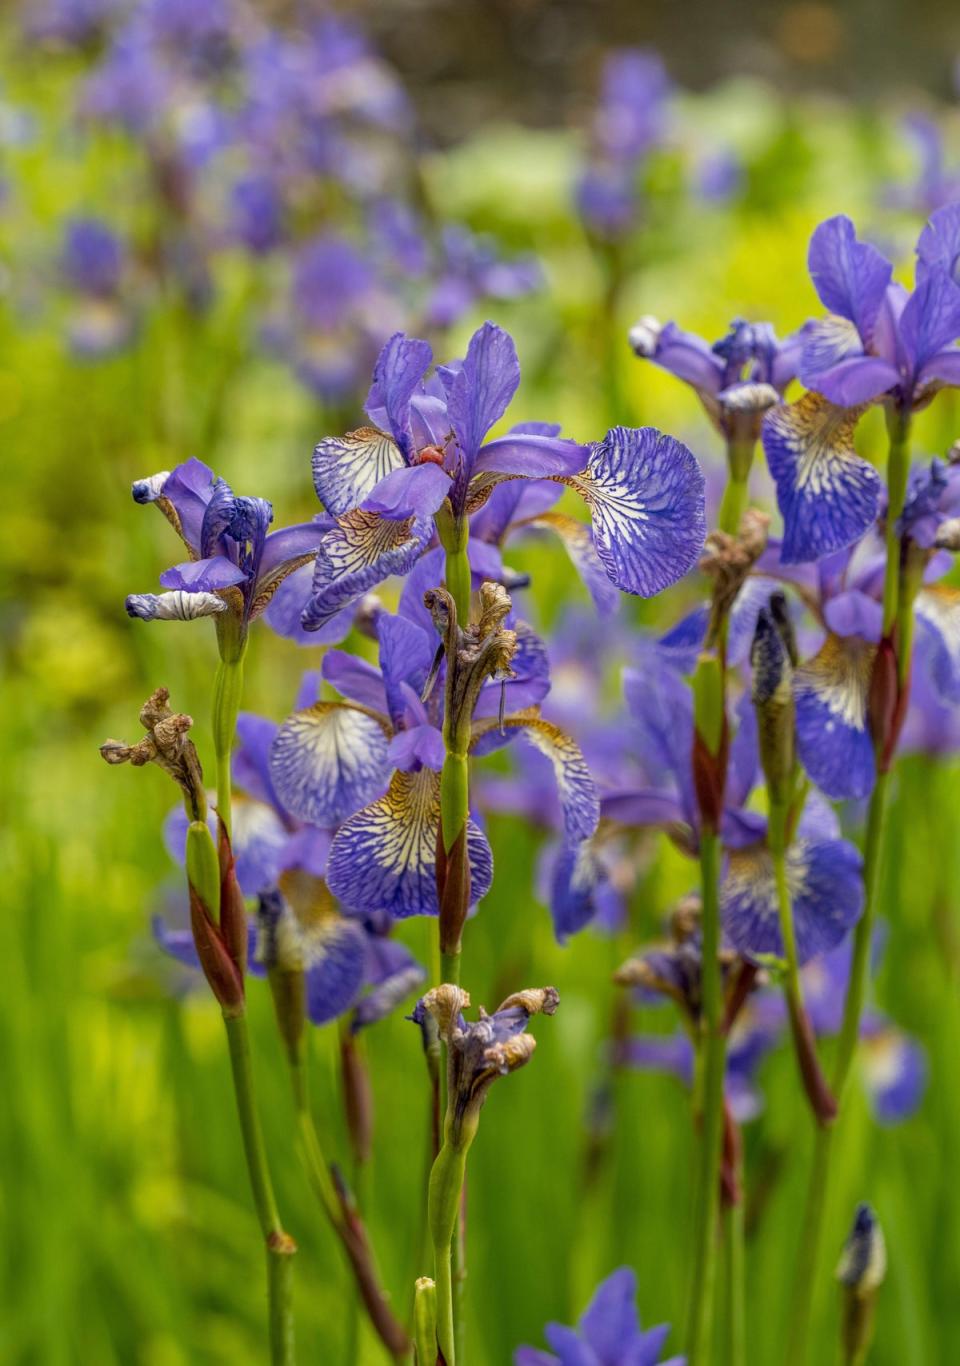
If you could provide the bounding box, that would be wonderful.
[441,321,520,471]
[364,332,433,459]
[269,702,390,827]
[561,426,705,597]
[301,510,433,631]
[915,201,960,284]
[762,392,880,563]
[915,585,960,703]
[312,425,406,516]
[721,837,864,964]
[516,1264,680,1366]
[794,634,876,799]
[807,215,893,341]
[898,268,960,383]
[377,611,436,725]
[325,768,493,918]
[799,316,900,406]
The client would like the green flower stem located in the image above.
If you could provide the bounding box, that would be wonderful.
[223,1011,296,1366]
[212,650,246,840]
[414,1279,438,1366]
[786,409,912,1363]
[437,509,471,626]
[723,1200,746,1366]
[685,829,726,1366]
[717,438,756,536]
[429,1134,471,1366]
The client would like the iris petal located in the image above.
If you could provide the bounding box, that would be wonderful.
[807,215,893,342]
[312,426,406,517]
[561,426,705,597]
[721,837,864,965]
[795,633,876,799]
[915,585,960,703]
[325,768,493,918]
[472,714,599,842]
[301,510,433,631]
[269,702,390,827]
[762,392,880,563]
[520,512,621,616]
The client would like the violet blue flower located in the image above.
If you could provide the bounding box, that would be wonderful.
[515,1265,684,1366]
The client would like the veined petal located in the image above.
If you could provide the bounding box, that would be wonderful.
[915,584,960,703]
[388,724,446,771]
[263,562,354,646]
[548,839,610,942]
[301,510,433,631]
[807,215,893,342]
[473,432,588,477]
[440,321,520,469]
[916,201,960,284]
[325,768,493,917]
[519,512,620,616]
[721,837,864,965]
[795,634,876,799]
[762,392,880,564]
[362,462,451,519]
[472,713,600,842]
[159,556,247,592]
[269,702,390,827]
[312,426,406,516]
[561,426,705,597]
[155,457,216,553]
[364,333,433,458]
[899,268,960,378]
[272,870,367,1023]
[800,316,899,405]
[125,590,228,621]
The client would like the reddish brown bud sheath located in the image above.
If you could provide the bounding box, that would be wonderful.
[867,635,900,772]
[340,1032,374,1168]
[786,992,837,1126]
[720,1101,743,1208]
[692,726,728,834]
[189,884,245,1015]
[436,824,471,956]
[218,818,248,979]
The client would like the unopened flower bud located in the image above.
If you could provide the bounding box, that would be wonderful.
[751,605,796,808]
[837,1204,886,1365]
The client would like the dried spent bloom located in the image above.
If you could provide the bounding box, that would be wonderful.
[700,507,769,644]
[417,983,558,1146]
[100,687,205,819]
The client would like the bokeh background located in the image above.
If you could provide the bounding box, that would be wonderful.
[3,1,960,1362]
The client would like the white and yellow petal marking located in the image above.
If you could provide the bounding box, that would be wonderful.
[472,712,599,841]
[762,392,879,563]
[302,509,433,631]
[312,425,406,516]
[269,701,390,827]
[325,768,493,918]
[915,584,960,703]
[721,836,864,965]
[794,633,876,799]
[271,869,368,1023]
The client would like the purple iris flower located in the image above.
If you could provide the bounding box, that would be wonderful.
[760,210,960,562]
[303,322,705,632]
[426,225,542,331]
[600,648,864,965]
[25,0,121,48]
[575,48,672,240]
[884,115,960,217]
[158,686,424,1027]
[267,578,598,923]
[80,26,172,135]
[515,1265,684,1366]
[59,217,133,357]
[630,314,801,441]
[229,173,285,255]
[125,458,328,639]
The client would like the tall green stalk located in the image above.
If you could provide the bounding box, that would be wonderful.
[685,829,726,1364]
[785,409,912,1363]
[212,647,246,839]
[224,1013,297,1366]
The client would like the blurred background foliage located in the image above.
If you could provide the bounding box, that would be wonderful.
[2,1,960,1363]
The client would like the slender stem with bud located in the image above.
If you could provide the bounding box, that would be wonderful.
[786,408,913,1364]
